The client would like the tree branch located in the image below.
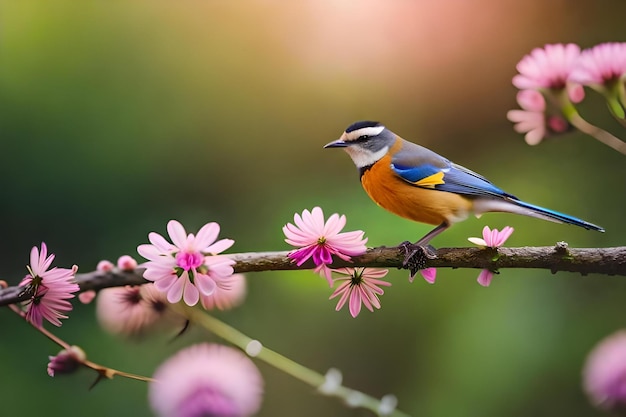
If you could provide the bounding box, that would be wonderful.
[1,243,625,307]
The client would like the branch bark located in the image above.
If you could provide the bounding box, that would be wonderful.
[1,244,625,307]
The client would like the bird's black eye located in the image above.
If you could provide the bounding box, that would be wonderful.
[357,135,369,141]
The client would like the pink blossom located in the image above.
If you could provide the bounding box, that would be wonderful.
[19,243,79,327]
[283,207,368,286]
[583,330,626,413]
[570,42,626,87]
[507,89,571,146]
[200,273,247,311]
[468,225,514,248]
[507,90,547,145]
[117,255,138,271]
[411,267,437,284]
[78,290,96,304]
[149,343,263,417]
[137,220,235,306]
[47,346,86,377]
[517,89,547,111]
[513,43,583,98]
[507,109,546,145]
[96,260,114,272]
[329,268,391,318]
[96,284,184,337]
[468,226,514,287]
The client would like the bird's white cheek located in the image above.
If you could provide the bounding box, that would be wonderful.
[344,146,388,168]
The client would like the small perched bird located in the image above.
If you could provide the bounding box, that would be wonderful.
[324,121,604,253]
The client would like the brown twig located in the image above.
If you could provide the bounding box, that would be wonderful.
[1,244,625,307]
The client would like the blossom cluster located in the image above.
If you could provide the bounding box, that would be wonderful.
[283,207,515,317]
[1,205,599,417]
[508,42,626,145]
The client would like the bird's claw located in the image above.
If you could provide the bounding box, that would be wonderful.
[399,241,437,277]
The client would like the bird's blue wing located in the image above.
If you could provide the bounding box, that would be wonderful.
[436,164,513,198]
[390,143,514,198]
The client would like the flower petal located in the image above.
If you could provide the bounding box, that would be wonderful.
[182,281,200,306]
[167,220,188,249]
[420,268,437,284]
[195,222,220,249]
[477,270,494,287]
[166,275,186,303]
[195,273,217,296]
[468,237,487,246]
[204,238,234,255]
[348,288,363,318]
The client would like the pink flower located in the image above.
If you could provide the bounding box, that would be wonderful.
[583,330,626,413]
[516,88,546,111]
[507,109,546,145]
[513,43,583,96]
[47,346,86,377]
[117,255,138,271]
[96,260,114,272]
[200,273,247,311]
[137,220,235,306]
[507,90,548,145]
[19,243,79,327]
[283,207,368,286]
[149,343,263,417]
[570,42,626,87]
[78,290,96,304]
[329,268,391,318]
[468,226,514,287]
[96,284,184,338]
[412,267,437,284]
[507,90,571,146]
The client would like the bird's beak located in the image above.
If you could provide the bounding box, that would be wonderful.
[324,139,348,148]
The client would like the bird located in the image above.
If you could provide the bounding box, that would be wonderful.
[324,121,604,259]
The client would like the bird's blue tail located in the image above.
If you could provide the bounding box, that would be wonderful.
[511,199,605,232]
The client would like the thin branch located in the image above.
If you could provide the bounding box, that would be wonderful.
[1,244,625,307]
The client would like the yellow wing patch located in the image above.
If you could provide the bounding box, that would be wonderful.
[415,171,445,188]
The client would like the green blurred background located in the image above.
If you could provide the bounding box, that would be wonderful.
[1,1,625,416]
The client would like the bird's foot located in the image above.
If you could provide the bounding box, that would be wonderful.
[399,241,437,278]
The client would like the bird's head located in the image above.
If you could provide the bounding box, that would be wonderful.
[324,121,395,168]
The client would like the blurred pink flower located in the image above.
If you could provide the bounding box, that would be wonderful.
[507,89,571,146]
[583,330,626,413]
[78,290,96,304]
[283,207,367,286]
[329,267,391,318]
[149,343,263,417]
[19,243,79,327]
[516,89,546,111]
[96,260,114,272]
[137,220,235,306]
[47,346,86,377]
[507,108,546,145]
[513,43,583,94]
[200,273,247,311]
[468,226,514,287]
[507,90,547,145]
[96,284,183,337]
[117,255,138,271]
[570,42,626,87]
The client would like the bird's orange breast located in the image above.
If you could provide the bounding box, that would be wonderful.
[361,154,473,226]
